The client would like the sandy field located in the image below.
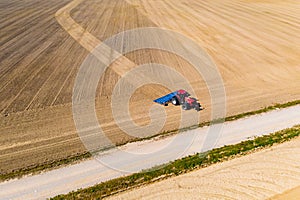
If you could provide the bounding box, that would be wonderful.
[107,136,300,200]
[270,185,300,200]
[1,0,300,174]
[270,186,300,200]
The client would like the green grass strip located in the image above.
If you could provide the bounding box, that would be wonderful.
[51,125,300,200]
[1,99,299,181]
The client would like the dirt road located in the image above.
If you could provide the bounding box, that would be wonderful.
[1,0,300,175]
[0,105,299,200]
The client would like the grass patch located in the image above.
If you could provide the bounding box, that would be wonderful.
[51,125,300,200]
[1,99,299,181]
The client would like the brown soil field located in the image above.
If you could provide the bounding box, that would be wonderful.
[1,0,300,175]
[107,136,300,200]
[270,185,300,200]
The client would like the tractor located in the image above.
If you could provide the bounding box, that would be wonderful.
[154,89,203,112]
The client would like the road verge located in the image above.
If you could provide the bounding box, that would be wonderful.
[51,125,300,199]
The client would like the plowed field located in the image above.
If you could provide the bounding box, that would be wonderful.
[0,0,299,174]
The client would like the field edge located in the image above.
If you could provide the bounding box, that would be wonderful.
[51,125,300,199]
[1,99,299,181]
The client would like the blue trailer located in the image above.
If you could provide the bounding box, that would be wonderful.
[153,91,178,105]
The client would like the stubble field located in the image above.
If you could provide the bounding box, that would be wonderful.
[0,0,299,175]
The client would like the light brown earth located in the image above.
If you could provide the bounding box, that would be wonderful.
[1,0,300,175]
[107,136,300,200]
[270,185,300,200]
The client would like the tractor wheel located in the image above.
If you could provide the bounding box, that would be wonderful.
[171,97,179,105]
[182,103,189,110]
[194,103,200,111]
